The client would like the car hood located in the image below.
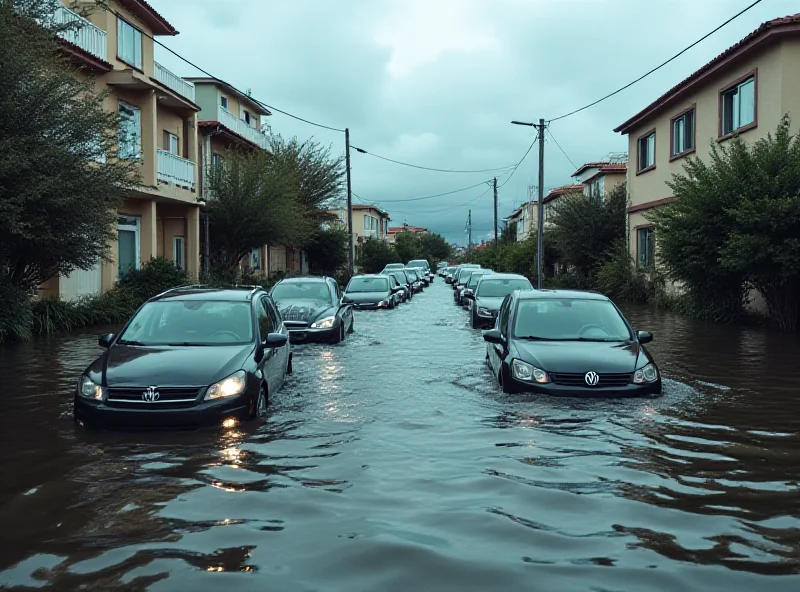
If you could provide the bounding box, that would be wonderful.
[513,340,643,374]
[475,296,505,311]
[343,291,388,304]
[95,344,252,387]
[277,299,334,323]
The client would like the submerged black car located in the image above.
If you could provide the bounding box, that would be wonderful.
[464,273,532,328]
[342,274,403,309]
[484,289,661,397]
[382,270,413,302]
[74,287,291,430]
[271,276,354,344]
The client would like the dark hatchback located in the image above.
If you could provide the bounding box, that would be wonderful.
[382,269,413,302]
[342,274,402,309]
[484,289,661,397]
[74,287,292,430]
[465,273,532,328]
[271,276,354,344]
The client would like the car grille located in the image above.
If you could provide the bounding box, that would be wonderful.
[106,386,202,409]
[283,321,309,329]
[550,373,632,387]
[282,308,311,322]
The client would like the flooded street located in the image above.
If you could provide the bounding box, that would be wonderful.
[1,282,799,591]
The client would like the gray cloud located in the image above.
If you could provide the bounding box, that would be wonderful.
[152,0,798,243]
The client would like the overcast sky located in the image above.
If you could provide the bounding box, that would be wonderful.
[151,0,796,245]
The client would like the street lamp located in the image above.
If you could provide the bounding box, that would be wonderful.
[511,118,545,289]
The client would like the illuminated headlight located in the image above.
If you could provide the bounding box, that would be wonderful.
[205,370,247,400]
[78,375,103,400]
[477,307,493,317]
[633,363,659,384]
[377,300,389,308]
[511,359,550,383]
[311,316,335,329]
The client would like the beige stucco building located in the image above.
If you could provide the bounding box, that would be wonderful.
[387,224,428,245]
[571,159,627,201]
[615,13,800,269]
[42,0,201,300]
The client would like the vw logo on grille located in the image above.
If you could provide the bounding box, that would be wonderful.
[142,386,160,402]
[584,371,600,386]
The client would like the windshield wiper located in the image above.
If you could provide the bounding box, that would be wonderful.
[564,337,624,342]
[516,336,554,341]
[165,342,212,347]
[117,339,147,346]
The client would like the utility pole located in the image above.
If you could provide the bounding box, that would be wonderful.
[536,118,545,290]
[467,209,472,251]
[493,177,498,243]
[345,128,354,275]
[511,118,547,289]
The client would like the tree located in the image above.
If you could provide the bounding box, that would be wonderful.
[650,115,800,330]
[206,150,298,267]
[305,226,349,276]
[418,233,451,266]
[356,238,398,273]
[394,231,420,263]
[0,0,140,290]
[266,135,345,248]
[548,183,627,283]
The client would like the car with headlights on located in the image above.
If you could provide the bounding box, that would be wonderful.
[74,286,291,430]
[464,273,532,328]
[342,274,403,309]
[483,289,661,397]
[382,269,413,302]
[270,276,353,344]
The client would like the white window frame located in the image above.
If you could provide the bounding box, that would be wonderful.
[167,132,179,155]
[172,236,185,270]
[637,131,655,172]
[118,101,141,160]
[671,108,695,156]
[220,95,228,109]
[638,227,654,267]
[117,214,141,277]
[721,75,755,136]
[117,17,143,70]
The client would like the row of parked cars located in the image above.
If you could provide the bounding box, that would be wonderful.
[73,261,438,431]
[438,264,663,398]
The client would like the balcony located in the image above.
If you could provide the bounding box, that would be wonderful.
[54,6,107,62]
[154,62,195,103]
[217,106,270,150]
[157,150,196,192]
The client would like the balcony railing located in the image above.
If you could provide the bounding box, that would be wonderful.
[154,62,195,103]
[157,150,196,191]
[54,6,107,62]
[217,106,270,150]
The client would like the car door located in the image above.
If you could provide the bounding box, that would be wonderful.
[265,295,289,390]
[329,278,349,329]
[489,295,512,374]
[256,296,278,393]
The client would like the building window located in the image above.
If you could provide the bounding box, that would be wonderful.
[671,108,695,157]
[118,102,141,160]
[638,227,654,267]
[363,215,378,237]
[117,18,142,69]
[220,96,228,110]
[118,215,141,278]
[165,132,179,155]
[211,152,225,167]
[637,131,655,172]
[250,247,261,270]
[172,236,185,270]
[721,75,755,136]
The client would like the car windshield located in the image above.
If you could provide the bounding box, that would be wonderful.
[272,282,332,303]
[389,272,407,284]
[467,272,490,289]
[406,270,418,280]
[346,277,389,293]
[476,278,531,298]
[457,268,478,283]
[513,298,632,341]
[384,263,404,270]
[407,260,429,269]
[117,300,254,346]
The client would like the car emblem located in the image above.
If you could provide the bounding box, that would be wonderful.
[584,371,600,386]
[142,386,160,402]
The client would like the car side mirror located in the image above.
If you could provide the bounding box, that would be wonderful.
[98,333,115,348]
[483,329,504,344]
[264,333,288,348]
[637,330,653,344]
[464,291,475,299]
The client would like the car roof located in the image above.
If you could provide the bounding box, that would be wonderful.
[516,289,609,301]
[351,274,389,279]
[276,276,328,284]
[477,273,526,281]
[152,287,263,302]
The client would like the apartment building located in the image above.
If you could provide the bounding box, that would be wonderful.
[344,205,390,269]
[387,224,428,245]
[505,201,537,242]
[542,185,584,227]
[615,13,800,269]
[45,0,201,300]
[571,157,627,201]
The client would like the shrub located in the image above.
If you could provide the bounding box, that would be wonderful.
[0,282,34,343]
[116,257,190,303]
[595,240,651,304]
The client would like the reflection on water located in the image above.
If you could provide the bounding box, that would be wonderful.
[0,293,799,590]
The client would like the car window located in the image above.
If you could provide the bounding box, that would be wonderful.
[272,281,332,303]
[476,278,532,298]
[266,296,282,330]
[257,297,276,341]
[498,295,512,335]
[327,279,339,300]
[467,273,489,289]
[346,277,390,292]
[513,298,632,341]
[118,299,254,345]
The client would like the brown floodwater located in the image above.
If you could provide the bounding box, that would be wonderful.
[0,283,798,591]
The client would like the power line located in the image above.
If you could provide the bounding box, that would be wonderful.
[546,128,577,170]
[497,137,538,189]
[102,6,346,133]
[365,180,491,203]
[381,187,492,215]
[547,0,765,123]
[350,146,515,174]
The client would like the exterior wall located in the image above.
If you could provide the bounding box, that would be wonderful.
[603,171,626,195]
[192,83,264,131]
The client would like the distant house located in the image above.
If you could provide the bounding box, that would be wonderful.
[542,185,584,228]
[387,223,428,245]
[571,155,628,201]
